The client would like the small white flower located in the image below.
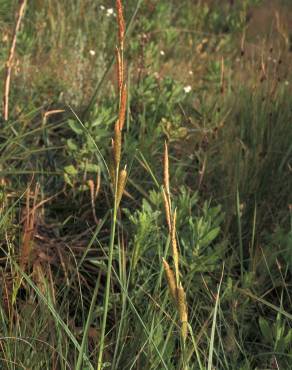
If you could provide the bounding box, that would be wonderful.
[284,80,289,86]
[106,8,114,16]
[189,70,193,75]
[183,85,192,93]
[160,50,165,56]
[100,5,105,10]
[89,50,96,56]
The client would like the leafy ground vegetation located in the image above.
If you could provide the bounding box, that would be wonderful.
[0,0,292,369]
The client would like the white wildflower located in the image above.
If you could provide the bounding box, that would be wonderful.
[106,8,114,16]
[100,5,105,10]
[89,50,96,56]
[160,50,165,56]
[183,85,192,93]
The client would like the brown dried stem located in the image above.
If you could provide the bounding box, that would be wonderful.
[163,141,170,199]
[3,0,27,121]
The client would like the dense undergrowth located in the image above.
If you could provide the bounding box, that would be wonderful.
[0,0,291,369]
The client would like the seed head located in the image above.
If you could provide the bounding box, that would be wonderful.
[162,258,177,302]
[116,0,125,48]
[162,187,171,233]
[177,283,188,342]
[109,140,116,186]
[171,208,179,284]
[116,47,123,92]
[118,83,127,130]
[114,120,122,166]
[116,167,127,207]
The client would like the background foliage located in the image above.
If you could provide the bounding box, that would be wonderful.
[0,0,291,369]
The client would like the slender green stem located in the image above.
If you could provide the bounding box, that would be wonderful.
[111,231,127,369]
[76,271,101,370]
[250,202,257,271]
[97,172,119,370]
[236,188,244,282]
[180,339,188,370]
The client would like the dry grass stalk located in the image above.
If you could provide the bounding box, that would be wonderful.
[3,0,27,121]
[56,247,69,287]
[47,263,56,305]
[118,83,127,131]
[109,163,116,189]
[43,109,65,121]
[163,141,170,199]
[162,258,177,302]
[109,139,117,188]
[220,57,225,94]
[32,262,46,296]
[88,179,95,199]
[116,0,125,50]
[88,178,100,225]
[161,143,189,344]
[116,47,123,92]
[162,187,172,233]
[240,32,245,55]
[163,141,172,233]
[177,283,188,342]
[116,167,127,207]
[114,120,122,166]
[275,11,289,47]
[95,171,101,199]
[171,208,179,284]
[109,0,128,208]
[20,183,39,271]
[1,272,12,319]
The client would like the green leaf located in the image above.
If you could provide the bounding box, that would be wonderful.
[66,138,78,151]
[284,329,292,348]
[200,227,220,246]
[68,119,83,135]
[64,173,73,186]
[80,162,99,173]
[64,165,78,175]
[275,337,285,353]
[259,317,273,344]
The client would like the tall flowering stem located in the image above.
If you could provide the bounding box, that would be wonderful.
[97,1,127,369]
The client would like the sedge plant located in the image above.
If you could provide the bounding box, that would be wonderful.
[97,1,128,369]
[162,142,189,369]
